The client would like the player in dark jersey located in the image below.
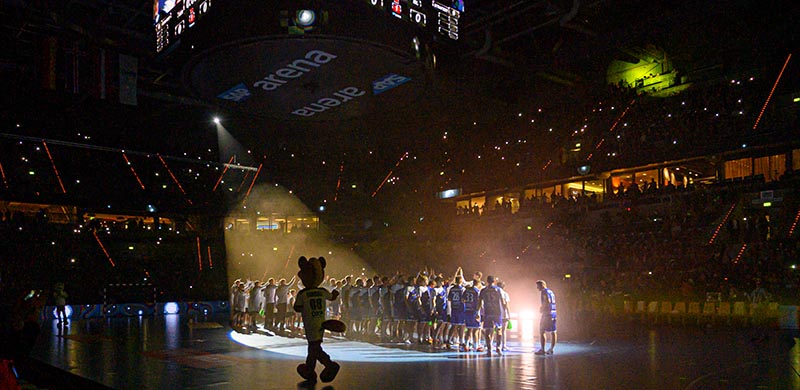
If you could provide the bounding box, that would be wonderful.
[412,275,429,344]
[402,276,418,343]
[390,275,407,342]
[347,278,364,337]
[535,280,557,355]
[447,275,466,349]
[364,276,380,339]
[476,275,509,356]
[462,279,481,351]
[358,278,373,339]
[419,278,438,344]
[377,276,392,340]
[339,276,353,331]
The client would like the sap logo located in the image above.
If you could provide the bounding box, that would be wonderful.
[253,50,337,92]
[217,83,251,102]
[372,73,411,95]
[291,87,365,117]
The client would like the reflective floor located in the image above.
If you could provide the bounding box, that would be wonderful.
[30,315,800,389]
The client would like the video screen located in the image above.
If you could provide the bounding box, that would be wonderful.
[153,0,211,53]
[365,0,463,41]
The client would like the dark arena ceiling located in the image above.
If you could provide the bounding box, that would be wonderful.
[0,0,798,211]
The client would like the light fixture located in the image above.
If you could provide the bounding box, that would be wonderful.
[295,10,316,26]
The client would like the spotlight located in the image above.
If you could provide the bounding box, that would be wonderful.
[295,10,316,26]
[213,116,221,124]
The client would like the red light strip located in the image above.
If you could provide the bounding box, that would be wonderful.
[207,246,213,269]
[196,236,203,272]
[587,99,635,161]
[733,243,747,264]
[242,163,263,206]
[236,171,250,193]
[788,208,800,236]
[92,231,116,267]
[263,244,295,281]
[283,245,296,270]
[212,156,235,192]
[542,160,552,171]
[608,100,635,134]
[157,155,192,205]
[753,53,792,130]
[334,160,345,201]
[122,152,146,190]
[0,160,8,189]
[372,152,408,198]
[42,141,66,193]
[708,203,737,244]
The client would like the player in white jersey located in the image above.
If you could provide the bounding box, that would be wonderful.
[230,279,241,327]
[329,279,343,320]
[234,281,250,332]
[276,276,296,333]
[432,276,449,349]
[246,280,264,331]
[497,280,511,351]
[263,278,278,330]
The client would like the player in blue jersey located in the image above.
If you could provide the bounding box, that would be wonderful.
[462,279,481,351]
[413,275,431,344]
[535,280,557,355]
[446,275,466,349]
[390,275,407,342]
[476,275,509,356]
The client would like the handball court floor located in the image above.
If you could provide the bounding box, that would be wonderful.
[30,314,800,390]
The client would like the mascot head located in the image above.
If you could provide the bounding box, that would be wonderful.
[297,256,326,289]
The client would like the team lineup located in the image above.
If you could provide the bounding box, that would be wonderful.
[230,265,557,358]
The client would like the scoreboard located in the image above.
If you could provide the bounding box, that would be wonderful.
[154,0,212,53]
[171,1,466,123]
[364,0,464,41]
[154,1,464,53]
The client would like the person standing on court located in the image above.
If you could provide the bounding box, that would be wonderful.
[53,282,68,327]
[535,280,556,355]
[476,275,508,356]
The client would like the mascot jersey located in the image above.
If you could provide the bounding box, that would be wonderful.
[294,287,334,342]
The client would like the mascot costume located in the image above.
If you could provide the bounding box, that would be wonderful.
[293,256,346,383]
